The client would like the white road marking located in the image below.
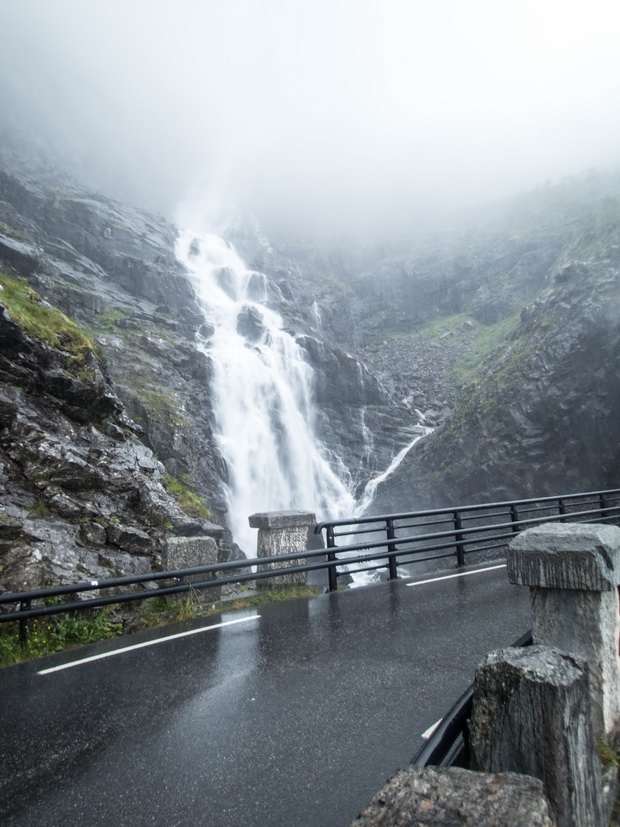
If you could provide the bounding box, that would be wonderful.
[421,718,443,740]
[406,563,507,588]
[37,615,260,675]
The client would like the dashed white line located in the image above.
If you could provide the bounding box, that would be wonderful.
[421,718,443,740]
[406,563,507,588]
[38,614,260,675]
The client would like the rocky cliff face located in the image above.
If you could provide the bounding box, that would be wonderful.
[369,213,620,513]
[0,273,221,592]
[0,157,417,587]
[260,174,620,514]
[2,139,618,591]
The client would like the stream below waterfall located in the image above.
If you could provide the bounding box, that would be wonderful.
[176,227,430,558]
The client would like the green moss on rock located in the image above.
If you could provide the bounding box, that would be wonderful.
[163,474,212,520]
[0,272,96,365]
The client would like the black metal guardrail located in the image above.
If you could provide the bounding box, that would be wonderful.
[410,631,533,769]
[314,488,620,592]
[1,488,619,640]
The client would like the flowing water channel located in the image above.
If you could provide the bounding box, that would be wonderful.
[176,227,428,558]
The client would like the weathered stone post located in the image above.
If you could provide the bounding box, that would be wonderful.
[164,534,222,600]
[507,522,620,738]
[248,510,316,589]
[470,645,603,826]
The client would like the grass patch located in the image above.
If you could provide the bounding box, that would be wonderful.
[598,740,620,769]
[0,583,320,667]
[419,313,471,340]
[0,607,122,668]
[0,272,96,365]
[163,474,211,519]
[29,498,50,517]
[453,313,521,381]
[138,386,189,427]
[0,221,22,240]
[87,309,128,333]
[135,583,319,630]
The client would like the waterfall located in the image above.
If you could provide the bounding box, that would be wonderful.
[310,300,322,330]
[353,426,433,518]
[176,228,356,555]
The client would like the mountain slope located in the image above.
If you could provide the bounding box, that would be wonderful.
[370,216,620,512]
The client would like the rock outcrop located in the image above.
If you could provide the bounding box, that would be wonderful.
[370,217,620,513]
[3,132,619,589]
[256,174,620,515]
[0,279,219,592]
[0,157,417,586]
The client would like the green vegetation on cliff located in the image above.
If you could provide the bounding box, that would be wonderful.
[0,272,96,365]
[163,474,212,520]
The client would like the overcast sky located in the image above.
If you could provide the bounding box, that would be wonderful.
[1,0,619,234]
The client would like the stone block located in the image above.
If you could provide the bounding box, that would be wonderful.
[248,510,316,530]
[164,535,220,599]
[249,510,316,588]
[165,535,218,569]
[471,645,603,826]
[507,523,620,591]
[508,522,620,736]
[350,766,554,826]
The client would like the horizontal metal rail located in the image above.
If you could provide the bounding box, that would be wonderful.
[315,489,620,532]
[315,488,620,590]
[1,489,619,638]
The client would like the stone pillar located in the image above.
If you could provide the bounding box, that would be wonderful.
[507,522,620,737]
[248,510,316,588]
[470,645,603,827]
[164,535,221,600]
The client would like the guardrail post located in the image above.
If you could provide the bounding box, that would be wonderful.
[453,511,465,567]
[386,519,398,580]
[326,525,338,592]
[558,498,566,522]
[249,510,316,588]
[19,599,30,645]
[509,503,520,533]
[600,492,607,520]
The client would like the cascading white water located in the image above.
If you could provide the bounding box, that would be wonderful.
[176,228,356,555]
[354,427,433,517]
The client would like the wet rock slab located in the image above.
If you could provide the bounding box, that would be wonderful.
[350,766,554,826]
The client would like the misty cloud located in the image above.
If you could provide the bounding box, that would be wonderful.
[0,0,619,234]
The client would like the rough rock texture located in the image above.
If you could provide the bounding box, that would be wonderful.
[471,645,603,827]
[0,291,217,592]
[0,167,228,528]
[368,210,620,513]
[508,523,620,736]
[0,158,418,584]
[350,766,555,826]
[164,535,221,599]
[508,523,620,592]
[249,510,315,587]
[296,334,420,489]
[164,535,220,571]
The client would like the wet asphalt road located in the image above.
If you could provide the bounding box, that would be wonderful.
[0,564,530,826]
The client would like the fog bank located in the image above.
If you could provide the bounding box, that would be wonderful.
[1,0,619,234]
